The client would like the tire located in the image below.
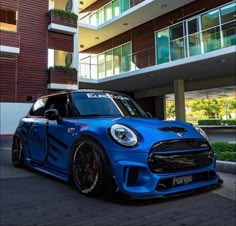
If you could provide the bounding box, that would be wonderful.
[11,135,24,167]
[72,138,113,196]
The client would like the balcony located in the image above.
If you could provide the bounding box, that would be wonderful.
[78,0,195,51]
[48,9,78,34]
[79,22,236,81]
[47,67,78,90]
[0,31,20,55]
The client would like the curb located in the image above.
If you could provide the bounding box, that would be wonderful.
[216,160,236,175]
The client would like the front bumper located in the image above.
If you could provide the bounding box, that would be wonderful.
[111,153,223,199]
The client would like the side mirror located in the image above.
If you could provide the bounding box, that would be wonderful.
[44,109,60,121]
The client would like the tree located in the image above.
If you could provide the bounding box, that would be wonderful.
[190,99,220,118]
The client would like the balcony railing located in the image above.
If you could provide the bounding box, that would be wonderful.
[48,9,78,34]
[0,31,20,55]
[79,0,145,26]
[79,23,236,80]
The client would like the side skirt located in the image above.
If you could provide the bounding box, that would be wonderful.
[25,158,69,182]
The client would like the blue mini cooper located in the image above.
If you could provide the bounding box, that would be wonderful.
[12,90,223,199]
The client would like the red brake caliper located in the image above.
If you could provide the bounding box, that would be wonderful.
[93,159,97,170]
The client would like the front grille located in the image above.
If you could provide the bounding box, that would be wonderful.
[148,139,214,173]
[156,171,217,191]
[152,139,209,153]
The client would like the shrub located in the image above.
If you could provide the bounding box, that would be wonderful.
[198,119,221,125]
[50,9,78,23]
[212,141,236,162]
[222,119,236,125]
[49,66,77,72]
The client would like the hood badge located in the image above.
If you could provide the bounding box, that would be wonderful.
[176,132,184,137]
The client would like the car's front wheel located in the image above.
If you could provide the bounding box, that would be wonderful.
[72,138,112,196]
[11,135,24,167]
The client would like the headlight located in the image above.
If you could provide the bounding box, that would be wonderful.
[193,124,208,140]
[110,124,138,147]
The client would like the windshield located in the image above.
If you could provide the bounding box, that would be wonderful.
[71,92,147,117]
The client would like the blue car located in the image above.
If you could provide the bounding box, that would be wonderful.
[12,90,223,199]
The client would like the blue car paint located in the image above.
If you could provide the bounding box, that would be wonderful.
[16,114,222,199]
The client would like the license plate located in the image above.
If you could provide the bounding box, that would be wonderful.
[172,175,193,186]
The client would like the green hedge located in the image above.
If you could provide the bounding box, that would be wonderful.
[198,119,236,125]
[223,120,236,125]
[49,66,77,72]
[212,141,236,162]
[198,119,221,125]
[50,9,78,23]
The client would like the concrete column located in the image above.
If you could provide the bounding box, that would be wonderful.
[174,79,186,121]
[72,0,79,88]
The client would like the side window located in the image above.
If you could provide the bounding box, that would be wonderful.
[29,97,47,117]
[45,94,69,117]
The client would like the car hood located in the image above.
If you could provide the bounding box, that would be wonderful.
[113,117,206,143]
[74,116,204,141]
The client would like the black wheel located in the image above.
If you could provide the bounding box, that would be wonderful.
[11,135,24,167]
[72,138,112,196]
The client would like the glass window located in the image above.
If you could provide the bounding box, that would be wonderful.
[97,8,104,25]
[104,3,112,21]
[29,98,48,117]
[187,18,201,56]
[222,21,236,47]
[170,23,186,61]
[97,54,105,78]
[105,50,113,77]
[202,26,221,52]
[221,3,236,24]
[202,10,220,30]
[113,46,121,74]
[89,13,97,26]
[0,9,17,32]
[71,92,146,117]
[121,43,131,72]
[90,56,98,79]
[121,0,130,12]
[112,0,120,17]
[156,29,170,64]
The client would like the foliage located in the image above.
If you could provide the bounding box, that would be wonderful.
[50,9,78,23]
[212,141,236,162]
[166,96,236,123]
[198,119,222,125]
[166,101,175,119]
[191,99,220,118]
[198,119,236,125]
[49,66,77,72]
[223,120,236,125]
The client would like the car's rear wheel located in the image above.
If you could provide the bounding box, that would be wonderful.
[11,135,24,167]
[72,138,112,196]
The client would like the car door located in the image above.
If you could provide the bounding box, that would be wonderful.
[45,94,74,172]
[26,97,48,163]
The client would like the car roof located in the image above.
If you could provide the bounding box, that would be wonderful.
[37,89,128,100]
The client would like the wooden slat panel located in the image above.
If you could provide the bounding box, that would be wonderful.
[0,31,19,48]
[0,58,17,102]
[15,0,48,102]
[0,0,18,10]
[48,32,73,52]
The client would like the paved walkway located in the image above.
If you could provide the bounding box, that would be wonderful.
[0,137,236,226]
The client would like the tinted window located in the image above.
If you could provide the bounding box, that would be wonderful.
[29,97,47,117]
[45,94,70,117]
[71,92,147,117]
